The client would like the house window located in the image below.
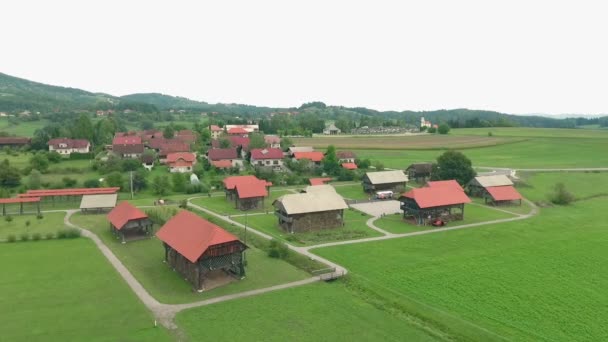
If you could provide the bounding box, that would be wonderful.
[273,160,278,165]
[258,161,263,166]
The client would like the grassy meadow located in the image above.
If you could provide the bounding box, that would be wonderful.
[0,118,47,136]
[189,189,294,215]
[0,212,66,240]
[0,239,172,341]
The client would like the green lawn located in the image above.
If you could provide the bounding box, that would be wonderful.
[232,209,382,246]
[314,197,608,341]
[190,189,294,215]
[70,212,310,304]
[175,282,440,341]
[374,203,517,234]
[334,183,368,200]
[518,171,608,203]
[352,137,608,169]
[0,239,171,341]
[451,127,608,138]
[0,212,66,240]
[0,118,47,136]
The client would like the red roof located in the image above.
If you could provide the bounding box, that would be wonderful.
[227,127,248,134]
[156,210,241,263]
[223,175,261,190]
[208,148,238,161]
[0,197,40,204]
[401,187,471,209]
[166,152,196,164]
[159,143,190,156]
[48,138,90,149]
[337,151,356,159]
[342,162,358,170]
[0,137,31,145]
[170,160,194,168]
[264,135,281,144]
[293,151,324,162]
[486,186,522,201]
[229,136,250,149]
[250,148,283,160]
[210,125,223,132]
[212,160,233,168]
[309,177,332,186]
[236,180,268,199]
[19,187,119,198]
[113,136,142,145]
[427,180,464,192]
[107,202,148,230]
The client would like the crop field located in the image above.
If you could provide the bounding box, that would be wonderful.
[70,213,310,304]
[175,282,439,341]
[518,171,608,203]
[0,212,66,240]
[0,239,171,341]
[292,134,516,150]
[451,127,608,138]
[232,209,381,245]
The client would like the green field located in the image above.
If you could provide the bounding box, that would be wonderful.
[70,213,310,304]
[175,282,439,341]
[518,171,608,203]
[0,212,66,240]
[0,118,47,136]
[189,189,294,215]
[451,127,608,138]
[232,209,381,246]
[334,183,368,200]
[0,239,171,341]
[314,197,608,341]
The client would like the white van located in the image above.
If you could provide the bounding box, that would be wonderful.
[375,190,394,200]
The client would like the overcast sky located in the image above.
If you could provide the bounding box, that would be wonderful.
[2,0,607,115]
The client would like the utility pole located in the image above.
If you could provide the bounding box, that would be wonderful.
[243,212,248,263]
[130,171,134,200]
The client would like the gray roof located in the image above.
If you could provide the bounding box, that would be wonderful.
[471,175,513,188]
[364,170,409,184]
[288,146,314,153]
[80,194,118,209]
[274,185,347,215]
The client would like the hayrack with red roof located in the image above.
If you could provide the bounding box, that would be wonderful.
[309,177,332,186]
[341,162,358,170]
[223,175,271,210]
[484,186,522,205]
[107,202,152,242]
[156,210,247,290]
[0,197,41,216]
[293,151,324,163]
[399,186,471,225]
[19,187,120,199]
[426,180,464,192]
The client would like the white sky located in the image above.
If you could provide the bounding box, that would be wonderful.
[2,0,607,115]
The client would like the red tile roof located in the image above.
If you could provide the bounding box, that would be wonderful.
[166,152,196,163]
[337,151,356,159]
[227,127,248,134]
[210,125,223,132]
[309,177,332,186]
[19,187,119,198]
[0,137,31,145]
[208,148,238,161]
[159,143,190,156]
[264,135,281,144]
[236,180,268,199]
[342,162,358,170]
[0,197,40,204]
[156,210,241,263]
[293,151,324,162]
[223,175,261,190]
[107,202,148,230]
[113,143,144,155]
[485,186,522,201]
[427,180,464,192]
[250,148,283,160]
[212,160,233,168]
[229,136,250,149]
[401,187,471,209]
[48,138,90,149]
[113,136,142,145]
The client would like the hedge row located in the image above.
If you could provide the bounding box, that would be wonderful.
[5,228,81,243]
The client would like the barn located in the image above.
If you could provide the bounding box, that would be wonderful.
[468,175,514,196]
[399,186,471,225]
[107,202,153,243]
[468,175,522,205]
[426,180,464,192]
[273,185,348,233]
[362,170,408,193]
[223,175,271,210]
[156,210,247,291]
[405,163,433,182]
[79,194,118,213]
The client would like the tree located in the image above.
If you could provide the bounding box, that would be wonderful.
[323,145,340,175]
[550,183,575,205]
[427,126,437,133]
[105,171,124,189]
[47,151,62,163]
[219,138,231,148]
[355,158,371,169]
[121,158,141,172]
[279,137,293,150]
[0,159,21,187]
[84,178,101,188]
[72,114,95,141]
[132,169,148,191]
[152,175,170,196]
[438,124,450,134]
[172,173,186,192]
[140,119,154,130]
[163,126,175,139]
[373,161,385,171]
[28,169,42,190]
[248,133,266,149]
[431,150,476,186]
[29,153,49,173]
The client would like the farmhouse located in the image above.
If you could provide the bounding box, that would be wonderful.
[209,125,223,139]
[156,210,247,291]
[336,151,356,163]
[273,185,348,233]
[406,163,433,182]
[166,152,196,173]
[159,142,191,159]
[211,136,250,158]
[264,135,281,148]
[399,187,471,225]
[287,146,313,157]
[227,127,248,136]
[112,136,144,158]
[107,201,153,242]
[79,193,118,213]
[207,148,242,169]
[362,170,408,193]
[225,124,259,133]
[48,138,90,156]
[223,175,271,210]
[0,137,31,147]
[250,148,284,170]
[468,175,513,197]
[293,151,324,165]
[323,123,341,135]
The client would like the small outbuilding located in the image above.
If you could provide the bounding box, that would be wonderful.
[468,175,513,197]
[156,210,247,291]
[399,186,471,225]
[426,180,464,192]
[107,202,153,243]
[362,170,409,193]
[273,185,348,233]
[223,175,271,210]
[484,186,522,206]
[406,163,433,182]
[80,194,118,213]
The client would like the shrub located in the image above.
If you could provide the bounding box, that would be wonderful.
[36,213,44,220]
[5,215,13,223]
[267,239,290,259]
[84,178,101,188]
[25,220,31,227]
[32,233,42,241]
[65,228,81,238]
[20,233,30,241]
[45,232,54,240]
[56,230,67,239]
[6,234,16,243]
[62,177,78,187]
[178,199,188,209]
[185,183,202,194]
[488,131,493,137]
[550,183,575,205]
[438,123,450,134]
[427,126,437,133]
